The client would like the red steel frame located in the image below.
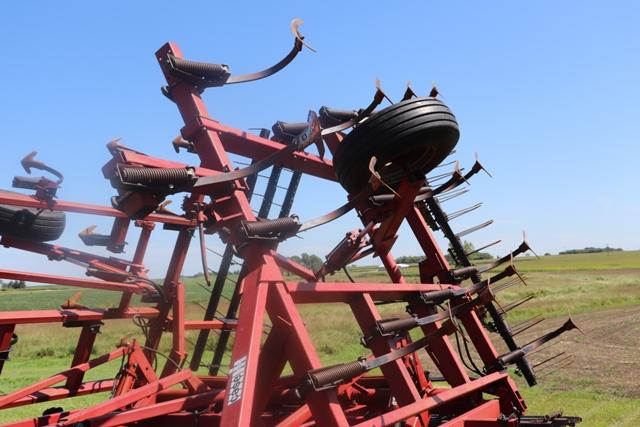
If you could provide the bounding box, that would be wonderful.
[0,41,532,426]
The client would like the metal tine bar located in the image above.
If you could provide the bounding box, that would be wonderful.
[463,154,493,180]
[535,356,574,374]
[455,220,494,238]
[511,317,546,336]
[465,239,501,257]
[434,159,458,169]
[446,203,483,221]
[510,314,544,331]
[195,282,212,294]
[427,168,466,182]
[528,338,562,356]
[500,294,535,314]
[493,277,524,293]
[208,269,239,286]
[436,188,469,203]
[206,247,242,265]
[476,237,536,274]
[433,163,468,196]
[194,302,228,321]
[532,352,567,369]
[521,318,582,352]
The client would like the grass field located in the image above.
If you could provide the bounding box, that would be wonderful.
[0,251,638,425]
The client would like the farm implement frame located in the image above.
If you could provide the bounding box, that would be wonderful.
[0,20,581,427]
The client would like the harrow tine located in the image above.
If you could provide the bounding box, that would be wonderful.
[427,169,461,183]
[207,247,242,265]
[433,159,458,169]
[511,317,546,336]
[455,220,494,238]
[522,318,582,352]
[433,162,468,196]
[446,203,482,221]
[532,352,567,369]
[465,239,501,257]
[436,188,469,203]
[536,356,574,377]
[511,314,543,331]
[492,277,524,293]
[500,295,535,314]
[497,318,581,368]
[475,236,537,274]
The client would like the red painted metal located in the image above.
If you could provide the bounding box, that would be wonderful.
[0,34,572,427]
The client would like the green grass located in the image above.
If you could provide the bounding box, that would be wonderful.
[0,250,639,424]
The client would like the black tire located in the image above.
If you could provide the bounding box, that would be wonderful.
[0,190,66,242]
[333,97,460,194]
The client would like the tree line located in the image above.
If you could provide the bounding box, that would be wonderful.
[0,280,26,290]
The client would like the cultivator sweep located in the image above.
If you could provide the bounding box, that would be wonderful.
[0,21,582,426]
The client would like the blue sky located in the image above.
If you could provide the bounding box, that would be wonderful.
[1,2,638,278]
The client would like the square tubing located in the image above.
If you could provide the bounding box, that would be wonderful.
[65,323,102,392]
[349,294,429,426]
[0,324,15,375]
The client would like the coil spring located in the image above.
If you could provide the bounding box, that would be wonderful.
[171,56,230,81]
[119,167,194,187]
[243,216,300,237]
[377,316,419,335]
[309,360,367,389]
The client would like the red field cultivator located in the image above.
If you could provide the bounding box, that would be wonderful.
[0,21,582,426]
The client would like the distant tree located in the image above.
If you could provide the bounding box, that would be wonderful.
[395,255,426,264]
[5,280,26,289]
[559,246,622,255]
[291,253,324,271]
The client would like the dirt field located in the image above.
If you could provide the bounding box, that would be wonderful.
[509,305,640,399]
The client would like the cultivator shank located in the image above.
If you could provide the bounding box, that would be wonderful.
[0,21,581,426]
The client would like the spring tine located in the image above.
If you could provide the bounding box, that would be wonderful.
[455,220,494,238]
[234,160,250,166]
[532,352,567,369]
[445,149,457,159]
[446,203,483,221]
[511,317,546,336]
[500,295,535,314]
[436,188,469,203]
[466,239,501,257]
